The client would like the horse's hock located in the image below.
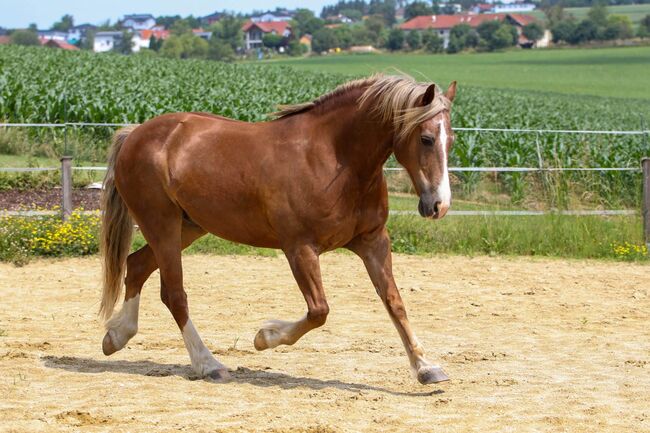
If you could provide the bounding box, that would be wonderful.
[0,254,648,432]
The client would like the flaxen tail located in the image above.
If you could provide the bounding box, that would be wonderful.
[99,125,138,322]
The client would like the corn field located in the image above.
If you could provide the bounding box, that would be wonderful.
[1,45,649,208]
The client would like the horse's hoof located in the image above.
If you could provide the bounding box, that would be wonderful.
[417,366,450,384]
[206,369,231,383]
[102,332,117,356]
[254,328,279,351]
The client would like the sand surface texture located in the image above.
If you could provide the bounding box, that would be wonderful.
[0,254,648,432]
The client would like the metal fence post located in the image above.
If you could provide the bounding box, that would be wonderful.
[641,157,650,250]
[60,156,73,221]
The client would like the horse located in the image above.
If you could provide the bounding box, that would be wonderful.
[99,74,457,385]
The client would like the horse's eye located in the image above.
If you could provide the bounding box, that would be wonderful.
[420,136,434,146]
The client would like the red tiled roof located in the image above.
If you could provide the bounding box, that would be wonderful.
[0,35,10,45]
[139,29,170,40]
[507,14,537,26]
[242,21,290,34]
[400,13,534,30]
[40,38,79,50]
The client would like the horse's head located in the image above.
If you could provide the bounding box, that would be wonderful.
[393,81,456,220]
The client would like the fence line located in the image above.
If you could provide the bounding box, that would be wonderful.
[1,166,643,173]
[1,209,637,218]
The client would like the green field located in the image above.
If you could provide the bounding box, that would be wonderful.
[567,4,650,25]
[268,46,650,100]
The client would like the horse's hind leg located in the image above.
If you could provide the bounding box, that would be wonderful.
[102,222,206,356]
[254,245,329,350]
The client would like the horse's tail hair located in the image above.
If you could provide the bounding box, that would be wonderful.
[99,125,138,322]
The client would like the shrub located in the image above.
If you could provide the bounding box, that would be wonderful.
[0,210,100,265]
[10,30,40,46]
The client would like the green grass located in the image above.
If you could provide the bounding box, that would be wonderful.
[125,213,645,261]
[267,46,650,100]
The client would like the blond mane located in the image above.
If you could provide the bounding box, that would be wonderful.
[273,74,452,143]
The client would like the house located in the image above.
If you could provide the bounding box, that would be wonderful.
[325,14,354,24]
[122,14,156,30]
[251,10,294,23]
[37,30,68,41]
[202,11,223,26]
[299,34,312,52]
[242,21,291,50]
[192,29,212,41]
[41,38,79,50]
[134,29,170,51]
[400,13,543,49]
[0,36,10,45]
[67,24,96,44]
[492,3,536,13]
[93,31,124,52]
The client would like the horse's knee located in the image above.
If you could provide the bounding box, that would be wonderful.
[308,304,329,327]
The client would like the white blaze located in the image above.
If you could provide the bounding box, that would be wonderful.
[437,119,451,205]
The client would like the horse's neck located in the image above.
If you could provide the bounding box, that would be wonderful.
[311,98,394,179]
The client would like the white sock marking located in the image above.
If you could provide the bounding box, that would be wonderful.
[105,294,139,350]
[181,319,225,376]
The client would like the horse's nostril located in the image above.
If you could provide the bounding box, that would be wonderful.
[433,201,441,214]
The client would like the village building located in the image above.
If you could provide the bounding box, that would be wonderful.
[122,14,156,30]
[93,31,124,52]
[250,10,295,23]
[400,13,549,49]
[242,21,291,50]
[67,24,96,44]
[37,30,68,41]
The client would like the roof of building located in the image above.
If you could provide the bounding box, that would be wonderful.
[41,38,79,50]
[95,31,124,37]
[400,13,535,30]
[123,14,155,21]
[242,21,291,34]
[0,35,10,45]
[139,29,170,40]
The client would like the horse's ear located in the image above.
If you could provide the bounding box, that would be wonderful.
[421,84,436,106]
[445,81,457,102]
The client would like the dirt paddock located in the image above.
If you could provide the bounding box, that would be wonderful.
[0,254,648,432]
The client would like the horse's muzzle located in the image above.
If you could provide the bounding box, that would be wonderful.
[418,194,449,220]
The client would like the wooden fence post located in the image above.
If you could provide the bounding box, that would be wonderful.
[60,156,73,221]
[641,157,650,250]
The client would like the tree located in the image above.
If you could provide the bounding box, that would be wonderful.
[287,39,308,56]
[551,19,576,43]
[405,1,432,20]
[211,15,244,51]
[161,34,208,59]
[477,21,516,51]
[446,23,477,53]
[52,14,74,32]
[522,23,544,41]
[604,15,633,40]
[340,8,363,22]
[545,4,566,28]
[406,30,422,50]
[333,25,354,48]
[386,28,404,50]
[369,0,397,26]
[262,33,284,49]
[312,27,338,52]
[170,19,192,36]
[587,2,608,27]
[208,39,236,61]
[638,14,650,38]
[10,29,40,46]
[422,30,443,53]
[156,15,182,30]
[114,31,133,54]
[364,14,385,43]
[81,30,95,50]
[569,19,598,44]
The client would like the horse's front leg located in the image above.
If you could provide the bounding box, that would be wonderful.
[348,228,449,384]
[254,245,329,350]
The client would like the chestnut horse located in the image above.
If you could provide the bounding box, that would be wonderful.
[99,74,457,384]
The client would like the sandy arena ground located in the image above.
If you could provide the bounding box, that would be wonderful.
[0,253,648,432]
